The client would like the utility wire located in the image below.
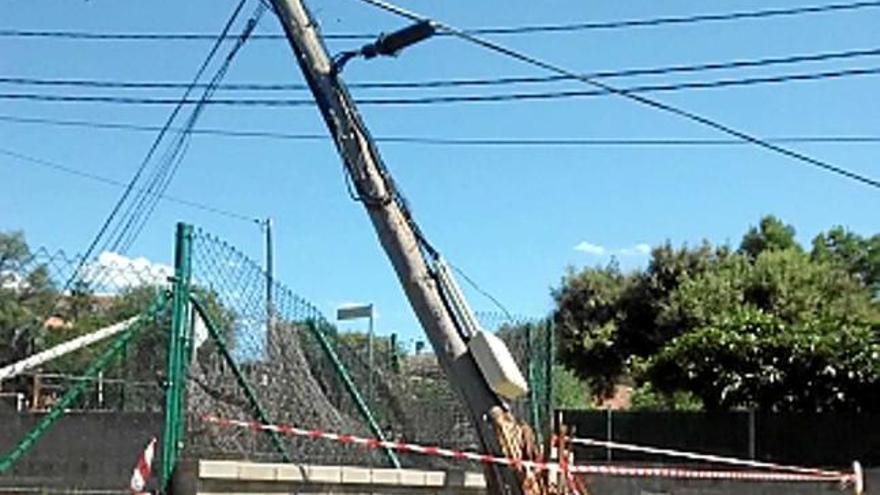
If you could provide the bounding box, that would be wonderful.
[113,3,266,253]
[2,0,879,41]
[449,263,514,322]
[66,0,249,293]
[0,147,260,223]
[3,114,880,147]
[354,0,880,190]
[3,46,879,91]
[2,65,877,106]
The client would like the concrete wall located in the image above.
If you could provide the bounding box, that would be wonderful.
[0,412,163,491]
[174,459,487,495]
[181,460,876,495]
[0,411,874,495]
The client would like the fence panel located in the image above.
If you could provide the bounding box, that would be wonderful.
[186,227,478,469]
[757,412,880,466]
[561,409,878,467]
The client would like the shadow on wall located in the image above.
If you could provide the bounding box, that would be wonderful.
[0,412,163,491]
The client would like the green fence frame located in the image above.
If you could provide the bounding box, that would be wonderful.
[159,223,193,490]
[190,295,291,462]
[0,292,168,473]
[306,319,401,468]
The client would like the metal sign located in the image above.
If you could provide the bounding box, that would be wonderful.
[337,304,372,320]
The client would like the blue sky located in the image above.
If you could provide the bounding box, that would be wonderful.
[1,0,878,345]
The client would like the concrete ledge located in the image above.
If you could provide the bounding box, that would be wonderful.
[193,460,487,494]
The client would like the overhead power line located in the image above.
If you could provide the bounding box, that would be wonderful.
[70,0,250,287]
[3,114,880,147]
[2,46,879,91]
[1,65,877,106]
[0,147,259,223]
[112,3,266,254]
[2,0,879,41]
[353,0,880,190]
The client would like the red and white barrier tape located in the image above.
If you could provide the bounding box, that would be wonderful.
[130,436,156,494]
[569,436,846,478]
[203,416,854,484]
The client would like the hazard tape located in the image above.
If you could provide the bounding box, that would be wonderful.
[203,416,854,484]
[569,436,847,479]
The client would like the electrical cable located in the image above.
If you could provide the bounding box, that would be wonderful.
[64,0,250,293]
[3,114,880,147]
[352,0,880,190]
[449,263,514,322]
[3,46,879,91]
[114,3,266,253]
[0,147,260,223]
[3,0,880,41]
[100,1,256,256]
[2,65,878,106]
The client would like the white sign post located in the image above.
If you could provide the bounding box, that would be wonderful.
[337,304,375,403]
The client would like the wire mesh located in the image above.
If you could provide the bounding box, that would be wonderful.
[184,227,559,468]
[188,228,476,467]
[1,246,171,415]
[2,228,555,473]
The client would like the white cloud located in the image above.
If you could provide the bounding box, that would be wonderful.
[575,242,652,257]
[0,271,25,290]
[573,241,606,255]
[80,251,173,290]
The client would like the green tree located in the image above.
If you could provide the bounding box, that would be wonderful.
[645,308,879,411]
[649,248,878,411]
[739,215,799,258]
[553,217,880,412]
[628,382,702,411]
[812,226,880,296]
[552,365,590,409]
[552,262,630,396]
[553,243,727,397]
[0,231,57,366]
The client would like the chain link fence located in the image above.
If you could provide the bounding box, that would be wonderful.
[186,227,503,468]
[1,246,171,415]
[1,225,556,482]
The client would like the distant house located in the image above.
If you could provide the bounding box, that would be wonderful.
[596,385,633,410]
[43,315,71,331]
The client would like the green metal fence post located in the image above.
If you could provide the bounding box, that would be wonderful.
[306,319,401,468]
[160,223,193,492]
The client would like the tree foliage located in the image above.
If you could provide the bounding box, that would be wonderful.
[553,242,728,396]
[0,231,57,366]
[554,216,880,412]
[739,215,800,258]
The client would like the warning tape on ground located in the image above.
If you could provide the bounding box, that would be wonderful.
[202,416,853,484]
